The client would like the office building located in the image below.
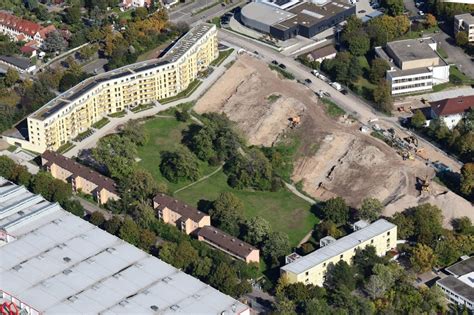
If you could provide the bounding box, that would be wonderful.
[153,193,211,235]
[4,23,218,153]
[241,0,355,41]
[197,226,260,264]
[0,177,250,315]
[375,38,450,95]
[454,13,474,43]
[41,150,120,204]
[436,256,473,311]
[280,219,397,286]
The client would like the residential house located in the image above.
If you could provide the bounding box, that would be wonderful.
[307,45,337,63]
[197,226,260,264]
[41,150,120,204]
[153,193,211,235]
[454,13,474,43]
[122,0,151,8]
[429,95,474,129]
[0,11,56,46]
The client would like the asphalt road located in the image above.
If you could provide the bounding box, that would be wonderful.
[169,0,244,25]
[218,29,463,171]
[433,31,474,79]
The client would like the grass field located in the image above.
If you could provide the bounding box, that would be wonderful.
[321,98,345,118]
[210,49,234,67]
[175,170,317,246]
[136,117,218,192]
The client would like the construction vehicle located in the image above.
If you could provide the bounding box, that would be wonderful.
[401,151,414,160]
[415,147,428,160]
[416,175,431,195]
[289,116,301,128]
[404,135,418,147]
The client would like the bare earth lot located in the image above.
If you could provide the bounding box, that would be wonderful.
[195,55,473,227]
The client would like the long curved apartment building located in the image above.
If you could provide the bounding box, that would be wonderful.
[6,23,218,153]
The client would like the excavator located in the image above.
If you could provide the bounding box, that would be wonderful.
[416,175,431,195]
[289,116,301,129]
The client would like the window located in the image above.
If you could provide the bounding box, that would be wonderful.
[387,231,390,236]
[340,255,343,259]
[371,240,374,244]
[305,271,309,276]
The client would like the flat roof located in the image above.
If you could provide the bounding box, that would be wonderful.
[455,13,474,24]
[241,2,296,26]
[446,256,474,277]
[281,219,396,275]
[386,38,438,62]
[30,23,215,121]
[437,274,474,303]
[287,1,353,28]
[0,177,249,315]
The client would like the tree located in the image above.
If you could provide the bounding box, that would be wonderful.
[0,156,16,179]
[319,197,349,226]
[120,169,157,203]
[460,163,474,198]
[358,198,383,222]
[128,202,157,229]
[31,171,72,203]
[372,80,393,113]
[175,110,190,122]
[353,246,385,277]
[77,44,96,61]
[122,120,149,146]
[210,192,244,235]
[192,256,213,279]
[369,58,390,84]
[383,0,404,16]
[314,220,342,240]
[304,298,331,315]
[242,216,272,245]
[412,203,443,246]
[64,5,81,25]
[159,149,200,183]
[455,32,469,47]
[138,229,156,251]
[348,56,363,81]
[4,68,19,87]
[263,231,290,266]
[173,240,199,270]
[341,15,363,45]
[348,31,370,56]
[62,199,85,217]
[425,14,437,28]
[93,134,138,179]
[209,262,240,296]
[410,243,436,272]
[324,261,356,291]
[365,274,388,299]
[133,7,148,20]
[119,217,141,245]
[452,216,473,235]
[89,212,105,226]
[44,30,68,53]
[225,148,273,190]
[411,110,427,129]
[104,216,122,235]
[391,212,414,239]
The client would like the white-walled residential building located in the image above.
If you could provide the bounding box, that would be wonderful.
[375,38,450,95]
[429,95,474,129]
[454,13,474,43]
[0,177,250,315]
[122,0,151,8]
[436,256,474,311]
[0,11,56,45]
[281,219,397,287]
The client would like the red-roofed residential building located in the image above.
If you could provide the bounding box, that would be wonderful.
[122,0,151,8]
[429,95,474,129]
[0,11,56,45]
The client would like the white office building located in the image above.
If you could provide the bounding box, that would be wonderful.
[375,38,450,95]
[0,177,250,315]
[454,13,474,43]
[437,256,474,311]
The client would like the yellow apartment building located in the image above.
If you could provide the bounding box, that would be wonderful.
[281,219,397,286]
[153,193,211,235]
[41,150,120,204]
[5,23,218,153]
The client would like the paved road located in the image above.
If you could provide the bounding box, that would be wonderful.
[218,29,463,172]
[170,0,244,26]
[433,31,474,79]
[74,196,113,220]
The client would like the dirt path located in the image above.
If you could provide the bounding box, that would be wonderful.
[173,165,223,194]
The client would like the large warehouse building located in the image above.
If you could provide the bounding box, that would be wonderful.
[0,178,250,315]
[241,0,355,40]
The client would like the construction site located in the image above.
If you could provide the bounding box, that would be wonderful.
[194,54,473,227]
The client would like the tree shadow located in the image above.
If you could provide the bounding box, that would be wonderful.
[197,199,213,214]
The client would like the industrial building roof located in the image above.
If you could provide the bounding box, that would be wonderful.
[446,256,474,277]
[281,219,396,274]
[153,193,209,222]
[287,1,353,28]
[241,2,296,27]
[437,275,474,303]
[30,23,215,121]
[41,150,118,195]
[386,38,439,62]
[0,178,249,315]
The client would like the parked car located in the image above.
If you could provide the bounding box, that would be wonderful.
[311,69,319,76]
[279,63,286,69]
[340,89,349,95]
[305,78,312,84]
[330,82,343,91]
[271,60,278,65]
[418,10,424,15]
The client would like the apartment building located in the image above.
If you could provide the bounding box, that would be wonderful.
[5,23,218,153]
[436,256,473,311]
[197,226,260,264]
[0,11,56,44]
[281,219,397,286]
[0,178,250,315]
[153,193,211,235]
[454,13,474,43]
[375,38,450,95]
[41,150,119,204]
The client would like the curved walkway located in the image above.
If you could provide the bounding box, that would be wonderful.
[173,165,223,194]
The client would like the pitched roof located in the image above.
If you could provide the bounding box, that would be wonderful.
[0,11,42,37]
[37,24,56,39]
[0,55,33,70]
[153,193,208,222]
[197,226,258,259]
[41,150,118,195]
[309,45,337,60]
[430,95,474,116]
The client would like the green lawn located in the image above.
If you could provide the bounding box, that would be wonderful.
[92,117,110,129]
[136,117,218,192]
[175,170,317,246]
[210,49,234,67]
[268,64,295,80]
[320,98,345,118]
[160,80,202,104]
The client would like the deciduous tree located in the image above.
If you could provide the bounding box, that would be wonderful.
[159,149,200,183]
[119,217,141,245]
[410,243,436,272]
[460,163,474,197]
[44,30,68,53]
[4,68,19,87]
[411,109,427,128]
[319,197,349,226]
[263,231,290,266]
[243,216,272,245]
[210,192,244,235]
[358,198,384,222]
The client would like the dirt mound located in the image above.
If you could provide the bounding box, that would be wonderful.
[195,54,314,146]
